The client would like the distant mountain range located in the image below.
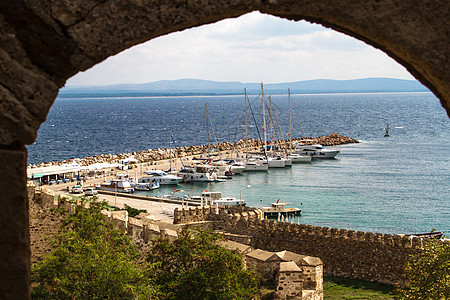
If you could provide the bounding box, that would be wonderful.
[59,78,428,98]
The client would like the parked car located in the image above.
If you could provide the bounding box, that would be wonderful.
[71,185,83,194]
[84,187,98,196]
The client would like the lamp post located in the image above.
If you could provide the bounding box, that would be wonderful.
[240,185,251,200]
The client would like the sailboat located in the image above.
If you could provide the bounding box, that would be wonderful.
[384,124,390,137]
[286,89,311,163]
[242,87,268,171]
[261,84,287,168]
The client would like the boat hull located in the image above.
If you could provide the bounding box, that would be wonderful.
[268,158,285,168]
[289,155,312,163]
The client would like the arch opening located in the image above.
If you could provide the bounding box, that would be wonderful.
[0,2,449,299]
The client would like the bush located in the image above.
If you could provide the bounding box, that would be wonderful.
[396,239,449,299]
[32,198,154,299]
[147,227,261,300]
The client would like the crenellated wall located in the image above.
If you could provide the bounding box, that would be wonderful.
[29,186,423,286]
[174,207,423,285]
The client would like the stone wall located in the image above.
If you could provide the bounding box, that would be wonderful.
[175,207,422,285]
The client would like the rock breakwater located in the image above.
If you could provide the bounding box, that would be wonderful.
[28,133,358,168]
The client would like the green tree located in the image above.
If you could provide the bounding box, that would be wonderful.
[146,227,260,300]
[396,239,449,300]
[31,198,155,299]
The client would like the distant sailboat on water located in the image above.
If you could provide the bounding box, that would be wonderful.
[384,124,390,137]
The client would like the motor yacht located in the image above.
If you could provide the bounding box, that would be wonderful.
[176,164,218,182]
[293,144,340,158]
[98,179,134,193]
[141,169,182,185]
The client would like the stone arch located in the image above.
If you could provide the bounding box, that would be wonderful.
[0,0,449,298]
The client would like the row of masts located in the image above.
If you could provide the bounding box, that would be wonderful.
[169,84,305,165]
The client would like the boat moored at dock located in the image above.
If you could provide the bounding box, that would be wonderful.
[177,164,218,182]
[141,170,182,185]
[134,181,160,191]
[261,202,302,218]
[98,179,134,193]
[288,153,312,163]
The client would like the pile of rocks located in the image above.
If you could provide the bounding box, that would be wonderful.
[29,134,358,168]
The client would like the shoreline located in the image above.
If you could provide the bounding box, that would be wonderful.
[28,133,359,168]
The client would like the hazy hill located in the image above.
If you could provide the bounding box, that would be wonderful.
[59,78,428,97]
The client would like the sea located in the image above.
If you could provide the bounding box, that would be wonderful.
[27,92,450,235]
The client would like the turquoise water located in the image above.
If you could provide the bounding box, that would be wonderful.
[28,92,450,234]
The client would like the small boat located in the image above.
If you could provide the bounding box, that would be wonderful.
[98,179,134,193]
[162,188,186,200]
[288,153,312,163]
[261,202,302,218]
[213,197,246,207]
[196,191,247,206]
[293,143,340,159]
[134,181,160,191]
[402,231,444,239]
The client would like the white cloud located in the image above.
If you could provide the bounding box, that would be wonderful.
[66,12,414,86]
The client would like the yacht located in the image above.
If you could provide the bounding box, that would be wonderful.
[98,179,134,193]
[243,158,268,171]
[210,160,234,177]
[202,191,246,206]
[141,169,182,185]
[228,161,246,174]
[293,144,340,159]
[267,156,286,168]
[176,164,218,182]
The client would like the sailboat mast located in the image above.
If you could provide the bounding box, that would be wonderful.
[205,103,210,158]
[269,95,274,156]
[169,131,172,171]
[289,89,292,152]
[235,113,239,142]
[245,88,248,158]
[261,83,267,151]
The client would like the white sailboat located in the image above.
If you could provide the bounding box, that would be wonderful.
[242,87,268,171]
[262,84,287,168]
[287,88,311,163]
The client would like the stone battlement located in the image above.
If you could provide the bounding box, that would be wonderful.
[174,206,423,285]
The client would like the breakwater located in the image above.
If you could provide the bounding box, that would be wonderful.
[28,133,358,168]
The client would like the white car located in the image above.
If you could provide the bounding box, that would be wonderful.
[71,185,83,194]
[84,187,98,196]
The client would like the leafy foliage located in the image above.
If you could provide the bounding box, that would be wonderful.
[31,197,154,299]
[122,204,147,218]
[146,227,261,300]
[396,239,450,300]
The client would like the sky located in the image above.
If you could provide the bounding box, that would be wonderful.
[66,11,414,87]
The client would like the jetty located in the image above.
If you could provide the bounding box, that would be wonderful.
[28,133,358,169]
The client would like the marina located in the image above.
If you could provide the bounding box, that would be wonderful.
[27,92,450,235]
